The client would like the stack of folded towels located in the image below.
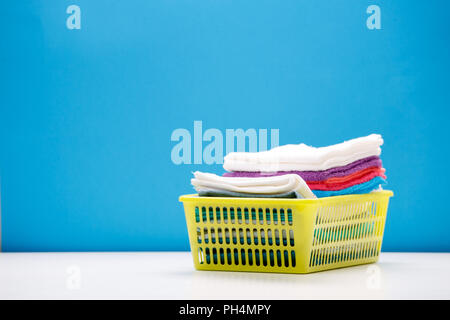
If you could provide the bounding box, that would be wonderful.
[192,134,387,199]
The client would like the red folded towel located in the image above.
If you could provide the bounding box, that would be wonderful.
[307,167,386,191]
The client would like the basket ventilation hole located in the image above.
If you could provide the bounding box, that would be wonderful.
[262,249,268,266]
[287,209,293,225]
[267,229,273,245]
[225,228,230,244]
[203,228,209,244]
[195,207,200,223]
[234,249,239,265]
[239,228,244,245]
[253,229,259,245]
[255,249,260,266]
[216,207,221,223]
[230,208,235,224]
[276,250,282,267]
[282,230,287,246]
[275,229,280,246]
[258,208,264,224]
[240,249,246,265]
[246,229,251,245]
[273,209,278,225]
[260,229,266,245]
[196,227,201,244]
[237,208,242,224]
[248,249,253,266]
[209,207,214,223]
[205,248,211,264]
[198,248,204,264]
[202,207,207,222]
[212,248,218,264]
[217,228,223,244]
[211,228,216,244]
[223,207,228,224]
[219,248,225,265]
[280,209,285,225]
[251,208,257,225]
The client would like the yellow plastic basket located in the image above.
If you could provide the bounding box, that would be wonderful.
[180,190,393,274]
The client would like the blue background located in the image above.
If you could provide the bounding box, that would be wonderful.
[1,0,449,252]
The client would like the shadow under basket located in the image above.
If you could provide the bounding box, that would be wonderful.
[179,190,393,274]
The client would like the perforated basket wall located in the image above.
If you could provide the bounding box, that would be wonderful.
[180,190,392,274]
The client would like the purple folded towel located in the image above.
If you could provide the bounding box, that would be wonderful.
[223,156,382,181]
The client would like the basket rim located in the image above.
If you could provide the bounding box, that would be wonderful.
[179,190,393,204]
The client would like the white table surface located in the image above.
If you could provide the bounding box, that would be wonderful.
[0,252,448,299]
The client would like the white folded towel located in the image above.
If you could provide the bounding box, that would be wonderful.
[223,134,383,172]
[191,171,316,199]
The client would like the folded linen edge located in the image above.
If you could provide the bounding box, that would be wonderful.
[191,171,317,199]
